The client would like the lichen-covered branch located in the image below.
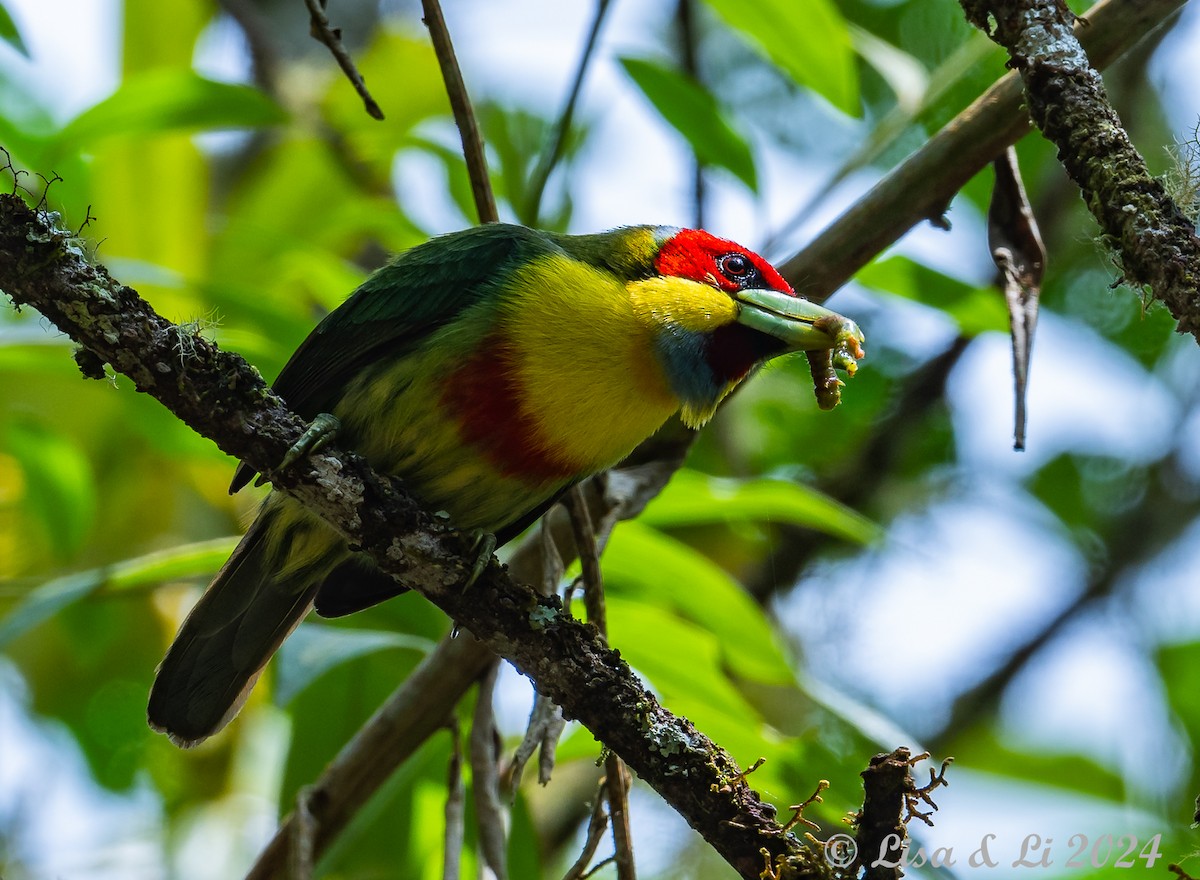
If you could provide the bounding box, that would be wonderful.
[959,0,1200,339]
[0,193,813,880]
[780,0,1186,305]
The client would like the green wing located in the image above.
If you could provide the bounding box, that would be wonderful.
[231,223,552,491]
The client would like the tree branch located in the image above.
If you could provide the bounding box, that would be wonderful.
[421,0,499,225]
[780,0,1187,304]
[521,0,613,226]
[0,195,812,879]
[304,0,384,120]
[248,455,684,879]
[957,0,1200,339]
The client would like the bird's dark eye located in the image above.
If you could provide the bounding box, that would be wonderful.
[719,253,753,280]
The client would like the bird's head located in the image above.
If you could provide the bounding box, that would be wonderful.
[628,227,864,426]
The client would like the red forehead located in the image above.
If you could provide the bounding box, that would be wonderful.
[654,229,793,294]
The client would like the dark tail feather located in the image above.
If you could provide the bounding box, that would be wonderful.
[148,512,317,748]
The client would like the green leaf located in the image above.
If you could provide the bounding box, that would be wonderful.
[53,70,286,153]
[605,595,775,760]
[618,57,757,191]
[5,419,96,559]
[0,537,236,648]
[700,0,858,116]
[857,255,1009,336]
[602,522,793,684]
[0,2,28,56]
[274,623,436,705]
[641,468,880,544]
[1157,640,1200,798]
[849,24,928,112]
[952,730,1126,802]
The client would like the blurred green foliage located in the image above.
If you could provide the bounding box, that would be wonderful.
[1,0,1198,878]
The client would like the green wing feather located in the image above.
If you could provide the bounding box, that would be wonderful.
[231,224,556,491]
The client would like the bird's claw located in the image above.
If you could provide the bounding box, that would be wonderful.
[463,529,498,589]
[255,413,342,487]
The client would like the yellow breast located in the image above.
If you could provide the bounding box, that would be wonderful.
[499,255,683,474]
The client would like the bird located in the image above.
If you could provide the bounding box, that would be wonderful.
[147,223,864,747]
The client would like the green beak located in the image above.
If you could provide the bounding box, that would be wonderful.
[735,288,865,373]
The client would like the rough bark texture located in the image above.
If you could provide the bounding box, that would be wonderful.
[960,0,1200,339]
[856,751,915,880]
[780,0,1186,304]
[0,193,826,879]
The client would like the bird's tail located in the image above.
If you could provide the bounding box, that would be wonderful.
[147,503,332,747]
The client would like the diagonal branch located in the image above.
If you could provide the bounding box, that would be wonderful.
[521,0,613,226]
[304,0,384,120]
[780,0,1187,304]
[421,0,499,225]
[0,194,812,879]
[958,0,1200,340]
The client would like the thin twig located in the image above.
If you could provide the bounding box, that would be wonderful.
[444,720,465,880]
[472,661,508,880]
[510,691,565,790]
[565,487,607,637]
[290,786,317,880]
[564,487,635,879]
[561,779,611,880]
[521,0,613,225]
[604,754,636,880]
[303,0,384,120]
[677,0,705,229]
[509,518,569,789]
[420,0,498,224]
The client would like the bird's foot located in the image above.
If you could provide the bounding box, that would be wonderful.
[255,412,342,487]
[463,529,497,589]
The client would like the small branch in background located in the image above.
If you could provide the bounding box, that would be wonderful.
[564,487,635,879]
[509,519,569,791]
[444,721,465,880]
[931,448,1195,751]
[603,756,636,880]
[960,0,1200,340]
[472,662,509,880]
[522,0,613,225]
[676,0,706,229]
[510,692,566,790]
[244,635,495,880]
[420,0,499,224]
[290,786,317,880]
[562,780,611,880]
[988,147,1045,451]
[303,0,384,120]
[745,335,970,601]
[566,487,607,636]
[218,0,281,95]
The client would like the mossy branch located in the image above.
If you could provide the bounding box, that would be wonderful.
[959,0,1200,338]
[0,192,818,879]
